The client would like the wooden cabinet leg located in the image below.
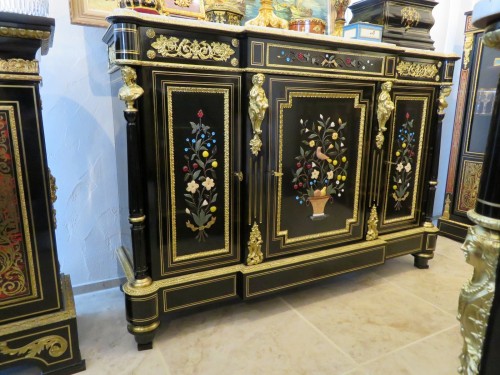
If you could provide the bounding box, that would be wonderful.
[412,233,437,269]
[127,321,160,351]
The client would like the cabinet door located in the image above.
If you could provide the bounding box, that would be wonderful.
[378,86,435,233]
[150,71,241,277]
[250,76,375,259]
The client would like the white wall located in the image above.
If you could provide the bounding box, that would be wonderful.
[38,0,476,288]
[40,0,123,287]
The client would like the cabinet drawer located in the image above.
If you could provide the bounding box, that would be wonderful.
[243,247,385,298]
[163,275,238,312]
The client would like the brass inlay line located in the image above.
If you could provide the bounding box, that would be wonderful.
[0,74,42,81]
[127,294,159,323]
[477,198,500,209]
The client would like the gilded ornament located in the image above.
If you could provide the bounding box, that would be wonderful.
[366,205,379,241]
[483,29,500,49]
[151,35,235,62]
[458,161,482,212]
[245,0,288,29]
[147,50,157,59]
[396,61,439,79]
[376,82,394,149]
[231,58,238,67]
[248,73,268,156]
[49,168,57,229]
[146,28,156,39]
[0,27,50,41]
[118,66,144,111]
[174,0,193,7]
[463,34,474,69]
[442,193,451,219]
[247,222,263,265]
[232,39,239,48]
[234,172,244,182]
[437,86,452,115]
[400,6,420,30]
[0,58,38,74]
[0,335,68,359]
[458,224,500,375]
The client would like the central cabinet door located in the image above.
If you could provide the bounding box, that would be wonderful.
[261,77,375,258]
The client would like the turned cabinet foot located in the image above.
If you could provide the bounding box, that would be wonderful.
[413,254,431,269]
[127,321,160,351]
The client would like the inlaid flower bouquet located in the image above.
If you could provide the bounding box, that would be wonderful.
[392,112,415,210]
[291,114,349,219]
[182,110,218,241]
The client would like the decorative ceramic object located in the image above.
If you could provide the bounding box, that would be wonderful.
[0,0,49,17]
[205,1,245,26]
[245,0,288,29]
[330,0,351,36]
[289,18,326,34]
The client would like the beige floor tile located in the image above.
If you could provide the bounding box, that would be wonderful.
[155,297,357,375]
[358,326,462,375]
[373,247,471,315]
[283,272,458,364]
[436,236,468,264]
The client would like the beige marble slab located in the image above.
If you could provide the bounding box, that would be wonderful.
[373,243,471,315]
[357,326,462,374]
[282,268,458,364]
[155,296,357,375]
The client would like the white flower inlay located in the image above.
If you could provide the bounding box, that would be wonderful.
[311,170,320,180]
[186,180,199,194]
[202,177,215,191]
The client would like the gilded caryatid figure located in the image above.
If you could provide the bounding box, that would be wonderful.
[438,86,452,115]
[119,66,144,111]
[376,81,395,149]
[248,73,268,156]
[366,205,379,241]
[247,222,263,265]
[458,225,500,375]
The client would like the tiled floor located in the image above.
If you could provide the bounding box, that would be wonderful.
[9,237,470,375]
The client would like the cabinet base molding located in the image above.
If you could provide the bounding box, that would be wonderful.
[0,275,86,375]
[438,218,470,242]
[119,227,438,349]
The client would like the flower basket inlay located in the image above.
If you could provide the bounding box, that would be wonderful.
[182,110,219,241]
[291,114,349,220]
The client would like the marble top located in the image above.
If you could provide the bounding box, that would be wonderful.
[108,8,459,59]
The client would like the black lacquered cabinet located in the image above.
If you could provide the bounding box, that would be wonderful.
[0,13,84,375]
[438,12,500,241]
[104,9,458,349]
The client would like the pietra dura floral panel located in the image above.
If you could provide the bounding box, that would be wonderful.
[152,71,241,277]
[264,77,374,258]
[380,89,434,231]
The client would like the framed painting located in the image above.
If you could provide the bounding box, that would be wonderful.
[244,0,329,23]
[69,0,205,27]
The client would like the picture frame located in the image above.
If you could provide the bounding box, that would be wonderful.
[69,0,205,28]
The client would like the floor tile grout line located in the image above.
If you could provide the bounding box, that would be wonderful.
[279,296,359,366]
[373,271,463,319]
[356,324,460,368]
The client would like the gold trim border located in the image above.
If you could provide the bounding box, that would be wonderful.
[166,86,230,263]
